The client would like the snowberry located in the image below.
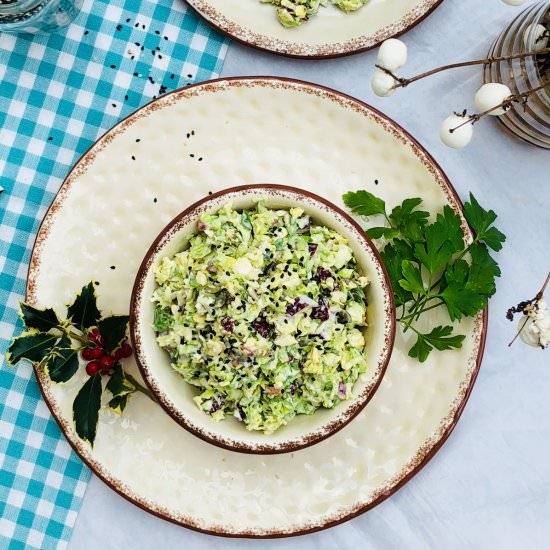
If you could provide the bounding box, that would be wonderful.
[523,23,549,50]
[500,0,528,5]
[440,115,474,149]
[474,83,512,115]
[520,300,550,349]
[371,68,397,97]
[377,39,408,71]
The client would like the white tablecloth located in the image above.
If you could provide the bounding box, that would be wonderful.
[70,0,550,548]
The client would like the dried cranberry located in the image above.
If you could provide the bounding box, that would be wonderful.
[286,297,308,316]
[252,317,271,338]
[221,317,234,333]
[289,380,299,395]
[338,381,347,397]
[308,243,318,256]
[197,221,207,231]
[311,299,329,321]
[316,267,332,281]
[209,396,225,414]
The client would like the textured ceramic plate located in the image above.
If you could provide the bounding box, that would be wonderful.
[28,77,486,537]
[184,0,444,58]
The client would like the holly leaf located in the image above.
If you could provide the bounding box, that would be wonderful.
[343,190,386,217]
[19,303,59,332]
[6,332,59,365]
[45,334,79,383]
[399,260,425,295]
[72,374,103,446]
[67,282,101,331]
[108,394,129,415]
[414,206,464,275]
[106,363,134,398]
[408,326,466,363]
[98,315,129,353]
[463,193,506,251]
[365,227,400,240]
[389,198,429,242]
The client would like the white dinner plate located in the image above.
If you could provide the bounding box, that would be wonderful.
[184,0,444,58]
[27,77,486,537]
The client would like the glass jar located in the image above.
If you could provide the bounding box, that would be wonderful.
[0,0,82,33]
[484,1,550,149]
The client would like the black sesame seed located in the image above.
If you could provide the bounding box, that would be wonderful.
[170,74,175,80]
[126,17,130,22]
[84,30,89,35]
[110,266,116,270]
[133,72,139,77]
[134,22,139,27]
[130,56,135,60]
[135,42,140,46]
[110,64,116,69]
[190,154,195,158]
[136,138,140,142]
[131,155,135,160]
[208,191,213,195]
[112,103,117,108]
[142,24,145,29]
[225,271,230,276]
[155,30,160,35]
[191,130,195,135]
[187,74,192,78]
[116,24,122,31]
[153,197,157,203]
[95,281,100,285]
[47,136,53,141]
[164,36,168,40]
[158,54,163,59]
[198,157,203,162]
[151,50,155,56]
[374,179,379,185]
[124,94,129,100]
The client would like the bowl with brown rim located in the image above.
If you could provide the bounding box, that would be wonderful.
[130,184,395,454]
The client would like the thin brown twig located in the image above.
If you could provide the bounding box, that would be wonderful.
[449,82,549,134]
[376,47,550,89]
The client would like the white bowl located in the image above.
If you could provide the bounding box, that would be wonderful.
[130,184,395,454]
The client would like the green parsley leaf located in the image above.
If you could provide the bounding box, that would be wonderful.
[153,307,171,332]
[72,374,103,447]
[399,260,425,295]
[380,242,413,307]
[463,193,506,251]
[414,206,464,275]
[365,227,400,240]
[389,198,429,242]
[67,282,101,331]
[408,326,466,362]
[343,190,386,217]
[19,303,59,332]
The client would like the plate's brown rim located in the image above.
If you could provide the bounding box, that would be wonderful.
[183,0,445,60]
[25,76,488,538]
[129,183,397,455]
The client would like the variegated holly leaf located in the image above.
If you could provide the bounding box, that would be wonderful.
[19,303,60,332]
[67,282,101,331]
[6,332,59,365]
[72,374,103,446]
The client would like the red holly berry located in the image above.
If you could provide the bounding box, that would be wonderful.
[120,343,132,358]
[86,361,100,376]
[98,355,115,370]
[89,346,105,359]
[114,349,123,361]
[82,348,95,361]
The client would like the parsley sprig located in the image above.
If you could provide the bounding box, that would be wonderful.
[6,283,152,446]
[343,191,505,362]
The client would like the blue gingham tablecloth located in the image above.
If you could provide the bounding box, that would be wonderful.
[0,1,227,547]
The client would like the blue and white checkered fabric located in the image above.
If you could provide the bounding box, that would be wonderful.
[0,1,227,547]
